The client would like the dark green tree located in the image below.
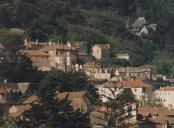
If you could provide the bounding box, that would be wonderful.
[103,87,136,128]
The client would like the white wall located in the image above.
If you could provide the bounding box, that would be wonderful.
[155,91,174,109]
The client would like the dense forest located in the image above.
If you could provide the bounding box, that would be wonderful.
[1,0,174,75]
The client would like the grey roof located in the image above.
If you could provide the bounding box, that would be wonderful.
[147,24,157,31]
[132,17,146,31]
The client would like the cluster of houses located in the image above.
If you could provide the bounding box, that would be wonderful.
[20,40,111,71]
[1,21,174,128]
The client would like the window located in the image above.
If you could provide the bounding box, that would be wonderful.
[134,88,137,92]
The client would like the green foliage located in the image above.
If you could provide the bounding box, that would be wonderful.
[152,52,174,76]
[104,87,136,127]
[17,69,92,128]
[0,29,25,63]
[142,92,161,107]
[17,96,90,128]
[0,29,44,82]
[40,68,88,92]
[40,68,99,106]
[99,58,130,67]
[1,0,174,68]
[0,117,18,128]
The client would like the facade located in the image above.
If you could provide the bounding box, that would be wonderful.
[155,86,174,110]
[23,50,51,71]
[23,42,78,71]
[122,79,154,101]
[116,53,129,61]
[85,68,113,80]
[114,66,153,78]
[0,87,7,103]
[96,79,153,102]
[91,44,110,60]
[95,83,137,124]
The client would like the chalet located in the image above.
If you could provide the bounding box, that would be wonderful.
[130,17,157,37]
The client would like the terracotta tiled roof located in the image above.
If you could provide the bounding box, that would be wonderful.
[138,107,174,116]
[0,87,7,94]
[22,50,49,56]
[140,64,155,69]
[156,86,174,91]
[103,80,152,88]
[9,105,32,118]
[57,91,86,109]
[151,115,174,124]
[138,107,174,124]
[23,95,40,104]
[123,79,152,88]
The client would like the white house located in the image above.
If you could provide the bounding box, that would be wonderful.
[122,79,154,101]
[95,81,137,123]
[85,68,113,80]
[155,86,174,110]
[96,79,154,102]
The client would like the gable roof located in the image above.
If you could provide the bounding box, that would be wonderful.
[22,50,49,57]
[23,95,40,104]
[156,86,174,91]
[138,107,174,124]
[132,17,146,30]
[101,79,153,88]
[9,105,32,118]
[0,87,7,94]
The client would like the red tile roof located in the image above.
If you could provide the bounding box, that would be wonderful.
[22,50,49,57]
[138,107,174,124]
[156,86,174,91]
[103,80,153,88]
[0,87,7,94]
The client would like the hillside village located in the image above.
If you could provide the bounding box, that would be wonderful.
[1,0,174,128]
[1,35,174,128]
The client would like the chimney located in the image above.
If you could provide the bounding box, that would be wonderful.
[49,40,52,46]
[24,39,28,44]
[36,39,39,45]
[4,79,7,84]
